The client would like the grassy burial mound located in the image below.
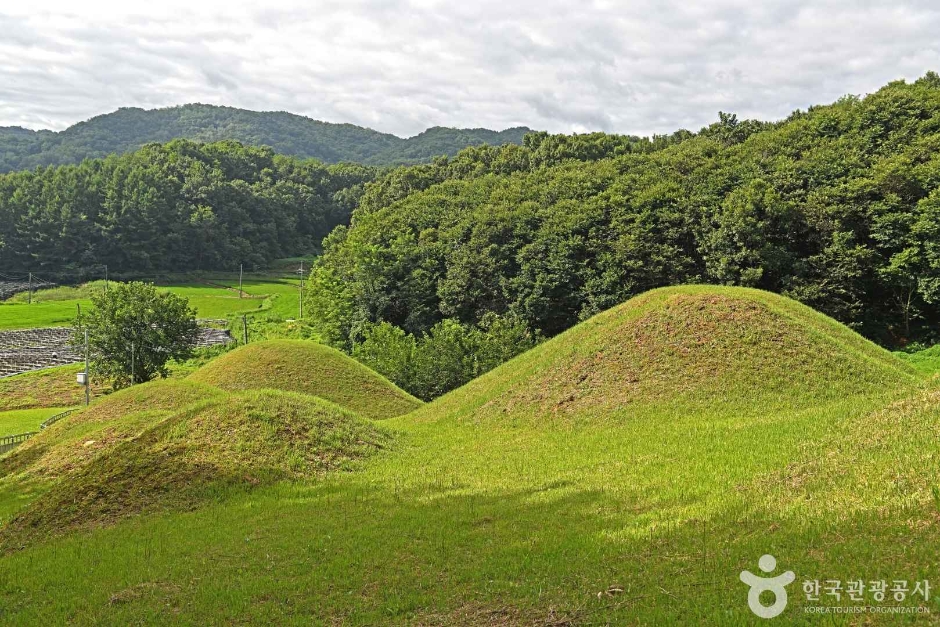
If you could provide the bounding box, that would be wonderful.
[0,364,110,412]
[0,287,934,623]
[0,379,223,482]
[189,340,422,420]
[420,285,918,426]
[1,390,390,545]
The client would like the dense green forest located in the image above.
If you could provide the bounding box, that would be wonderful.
[307,74,940,351]
[0,104,531,173]
[6,74,940,359]
[0,140,376,274]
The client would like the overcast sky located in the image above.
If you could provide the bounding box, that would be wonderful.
[2,0,939,138]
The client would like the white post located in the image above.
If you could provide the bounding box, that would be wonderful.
[299,261,304,319]
[84,328,90,406]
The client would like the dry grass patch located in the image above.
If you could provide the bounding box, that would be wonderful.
[1,390,391,546]
[426,287,920,425]
[0,365,109,411]
[0,379,222,481]
[189,339,422,420]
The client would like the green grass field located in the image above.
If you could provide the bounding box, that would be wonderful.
[198,274,303,320]
[0,407,74,438]
[0,300,93,330]
[152,282,267,319]
[897,344,940,376]
[0,277,303,330]
[0,286,937,624]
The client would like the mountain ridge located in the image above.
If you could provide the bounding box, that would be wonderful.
[0,103,533,172]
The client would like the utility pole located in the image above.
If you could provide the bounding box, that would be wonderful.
[27,272,32,305]
[298,260,304,319]
[239,264,244,299]
[84,328,90,406]
[242,315,249,345]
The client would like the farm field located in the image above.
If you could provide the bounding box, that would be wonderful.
[0,286,937,624]
[198,274,303,320]
[0,301,92,331]
[0,276,302,331]
[151,282,267,319]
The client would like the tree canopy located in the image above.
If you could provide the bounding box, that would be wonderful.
[76,281,199,388]
[0,139,376,274]
[307,73,940,347]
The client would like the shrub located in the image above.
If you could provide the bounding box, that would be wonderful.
[74,282,199,389]
[353,314,538,400]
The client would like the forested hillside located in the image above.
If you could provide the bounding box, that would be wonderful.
[0,104,531,172]
[0,140,376,274]
[308,74,940,348]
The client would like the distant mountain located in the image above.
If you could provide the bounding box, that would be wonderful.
[0,104,533,172]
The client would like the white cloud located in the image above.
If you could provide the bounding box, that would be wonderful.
[1,0,939,136]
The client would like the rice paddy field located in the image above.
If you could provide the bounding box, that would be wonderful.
[0,275,303,331]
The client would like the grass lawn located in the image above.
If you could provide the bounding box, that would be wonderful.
[0,407,74,438]
[0,287,937,624]
[188,340,421,421]
[0,385,935,624]
[896,345,940,376]
[0,350,228,412]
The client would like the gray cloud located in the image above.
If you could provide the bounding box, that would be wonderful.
[1,0,939,137]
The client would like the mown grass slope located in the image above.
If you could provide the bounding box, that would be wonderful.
[421,285,917,426]
[189,340,422,420]
[0,365,110,412]
[0,286,936,624]
[0,379,223,481]
[0,379,221,528]
[1,390,390,547]
[897,344,940,376]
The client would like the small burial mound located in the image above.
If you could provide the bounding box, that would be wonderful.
[1,390,390,544]
[416,285,918,425]
[188,340,422,420]
[0,379,222,481]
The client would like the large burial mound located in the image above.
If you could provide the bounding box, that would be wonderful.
[189,340,422,420]
[418,285,918,425]
[2,390,390,545]
[0,379,222,481]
